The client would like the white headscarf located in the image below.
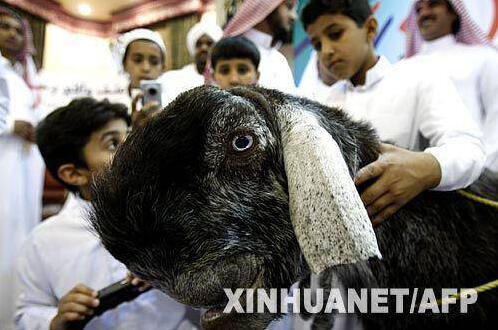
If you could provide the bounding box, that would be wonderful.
[110,28,167,72]
[405,0,495,57]
[223,0,285,37]
[0,7,38,90]
[186,21,223,57]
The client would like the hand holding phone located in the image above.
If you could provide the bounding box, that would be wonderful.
[64,279,151,329]
[50,284,99,330]
[131,96,160,129]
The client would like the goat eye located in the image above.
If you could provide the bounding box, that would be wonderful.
[232,135,254,152]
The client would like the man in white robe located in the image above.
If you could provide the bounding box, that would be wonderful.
[405,0,498,199]
[224,0,297,93]
[0,8,45,330]
[160,21,222,104]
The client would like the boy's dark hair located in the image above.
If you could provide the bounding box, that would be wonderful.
[210,36,261,70]
[301,0,373,30]
[36,98,131,193]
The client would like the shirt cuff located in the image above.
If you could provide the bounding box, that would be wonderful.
[424,146,484,191]
[0,116,15,135]
[6,116,14,133]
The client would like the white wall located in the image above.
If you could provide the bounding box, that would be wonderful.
[43,24,119,77]
[40,24,128,111]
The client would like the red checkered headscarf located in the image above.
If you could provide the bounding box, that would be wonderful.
[224,0,285,37]
[405,0,495,57]
[0,7,38,87]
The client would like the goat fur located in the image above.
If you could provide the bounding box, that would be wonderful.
[90,86,498,330]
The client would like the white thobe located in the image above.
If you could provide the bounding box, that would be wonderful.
[15,194,199,330]
[243,29,297,93]
[324,56,484,191]
[414,35,498,196]
[159,63,205,105]
[0,55,45,330]
[298,50,332,104]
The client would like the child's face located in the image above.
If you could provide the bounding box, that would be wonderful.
[81,119,129,183]
[306,13,375,82]
[56,118,129,200]
[213,58,259,89]
[124,40,164,89]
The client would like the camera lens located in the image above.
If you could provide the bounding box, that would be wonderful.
[148,87,157,96]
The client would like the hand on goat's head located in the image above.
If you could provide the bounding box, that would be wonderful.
[90,86,381,329]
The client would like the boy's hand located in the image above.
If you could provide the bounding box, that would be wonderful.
[49,284,99,330]
[13,120,35,143]
[354,143,441,227]
[126,272,152,292]
[131,92,161,129]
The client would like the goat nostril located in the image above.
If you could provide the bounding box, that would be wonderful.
[232,135,254,152]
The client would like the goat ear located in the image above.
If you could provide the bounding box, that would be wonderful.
[278,108,381,274]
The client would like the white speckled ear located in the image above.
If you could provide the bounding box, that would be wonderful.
[278,108,381,274]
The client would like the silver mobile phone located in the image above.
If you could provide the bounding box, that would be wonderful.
[140,80,162,107]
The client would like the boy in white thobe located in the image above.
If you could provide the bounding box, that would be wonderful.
[111,28,168,125]
[16,194,198,330]
[298,50,336,104]
[15,98,199,330]
[279,2,487,329]
[302,0,484,224]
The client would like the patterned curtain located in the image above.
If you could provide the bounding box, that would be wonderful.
[0,1,46,69]
[147,14,200,71]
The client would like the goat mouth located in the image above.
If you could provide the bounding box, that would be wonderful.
[201,270,265,326]
[201,307,225,323]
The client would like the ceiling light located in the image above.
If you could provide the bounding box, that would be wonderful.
[78,3,92,16]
